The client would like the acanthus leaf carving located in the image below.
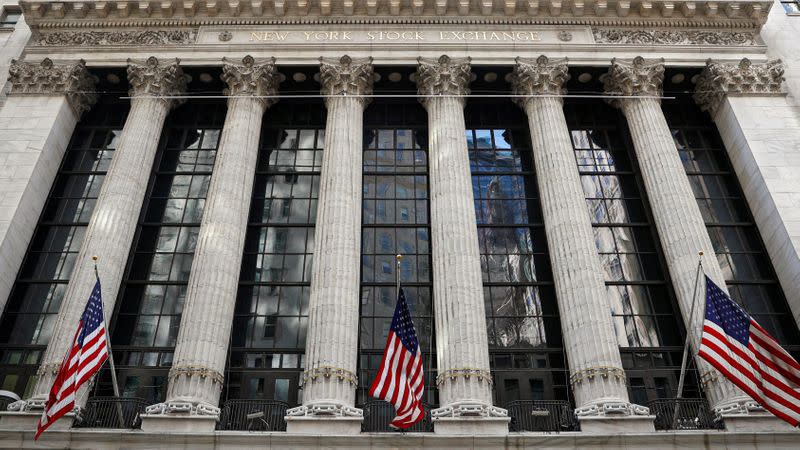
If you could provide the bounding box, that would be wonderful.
[603,56,665,108]
[34,29,197,47]
[694,58,784,116]
[7,58,98,117]
[511,55,570,106]
[221,55,280,107]
[127,56,187,109]
[592,28,757,46]
[416,54,472,107]
[319,55,374,107]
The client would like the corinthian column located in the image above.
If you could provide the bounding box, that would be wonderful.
[416,55,508,435]
[142,56,279,432]
[604,57,751,415]
[511,56,651,431]
[24,57,186,413]
[285,55,372,435]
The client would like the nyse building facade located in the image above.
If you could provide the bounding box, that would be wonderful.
[0,0,799,447]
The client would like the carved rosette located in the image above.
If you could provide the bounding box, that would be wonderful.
[127,56,187,110]
[603,56,665,109]
[510,55,570,107]
[319,55,374,107]
[416,55,472,108]
[7,58,98,117]
[694,58,785,116]
[221,55,280,108]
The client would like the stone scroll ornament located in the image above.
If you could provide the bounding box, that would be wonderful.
[126,56,188,110]
[7,58,98,117]
[510,55,570,101]
[602,56,666,108]
[319,55,374,106]
[221,55,280,107]
[415,55,472,106]
[693,58,784,116]
[592,29,758,46]
[34,30,197,46]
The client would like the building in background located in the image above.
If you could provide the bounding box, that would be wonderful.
[0,0,798,447]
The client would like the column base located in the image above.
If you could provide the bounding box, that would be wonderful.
[578,415,656,433]
[0,411,74,432]
[285,415,363,435]
[433,416,510,435]
[140,414,218,433]
[722,412,798,432]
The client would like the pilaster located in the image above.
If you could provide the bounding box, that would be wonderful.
[142,56,278,432]
[604,56,752,418]
[511,56,651,429]
[417,55,508,435]
[286,55,372,434]
[20,57,185,416]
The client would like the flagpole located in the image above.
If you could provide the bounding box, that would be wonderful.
[92,256,125,427]
[672,251,705,429]
[396,254,402,300]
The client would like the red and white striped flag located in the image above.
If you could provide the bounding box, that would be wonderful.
[369,288,425,428]
[36,280,109,439]
[698,276,800,426]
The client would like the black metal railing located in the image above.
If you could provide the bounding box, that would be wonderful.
[507,400,579,432]
[361,401,434,432]
[648,398,722,431]
[217,399,289,431]
[74,397,147,429]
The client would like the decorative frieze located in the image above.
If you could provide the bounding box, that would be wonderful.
[319,55,374,105]
[221,55,280,106]
[127,56,188,109]
[593,29,758,46]
[34,30,197,46]
[603,56,665,108]
[694,58,784,116]
[7,58,98,116]
[416,55,471,107]
[510,55,569,100]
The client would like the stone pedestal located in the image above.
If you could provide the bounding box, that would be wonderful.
[433,417,510,435]
[151,56,279,419]
[0,412,70,431]
[578,415,656,433]
[723,413,798,432]
[285,416,363,435]
[140,414,218,433]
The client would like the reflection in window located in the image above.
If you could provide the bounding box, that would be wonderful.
[358,101,436,406]
[0,100,128,398]
[107,101,224,403]
[664,96,800,351]
[466,102,568,405]
[225,102,325,405]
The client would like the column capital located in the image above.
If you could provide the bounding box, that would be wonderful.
[7,58,98,117]
[694,58,785,116]
[603,56,665,108]
[510,55,569,106]
[221,55,280,108]
[319,55,374,107]
[416,55,471,108]
[127,56,187,110]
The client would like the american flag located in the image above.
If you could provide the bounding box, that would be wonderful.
[36,280,109,439]
[698,276,800,426]
[369,288,425,428]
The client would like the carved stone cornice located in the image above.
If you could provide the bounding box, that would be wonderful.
[7,58,98,117]
[592,29,759,46]
[603,56,665,109]
[510,55,570,106]
[33,29,196,46]
[221,55,280,108]
[127,56,187,109]
[416,55,471,108]
[694,58,784,116]
[319,55,374,107]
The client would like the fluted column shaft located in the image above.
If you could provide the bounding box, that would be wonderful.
[29,57,185,406]
[606,57,748,412]
[417,56,496,413]
[158,56,279,415]
[512,56,635,416]
[296,56,372,416]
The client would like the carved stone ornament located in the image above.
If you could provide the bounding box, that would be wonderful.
[221,55,280,107]
[694,58,785,116]
[319,55,374,107]
[218,31,233,42]
[7,58,98,117]
[557,31,573,42]
[416,55,472,107]
[34,30,196,47]
[510,55,570,106]
[603,56,665,108]
[592,29,758,46]
[127,56,187,109]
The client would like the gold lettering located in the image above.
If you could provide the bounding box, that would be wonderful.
[250,31,265,41]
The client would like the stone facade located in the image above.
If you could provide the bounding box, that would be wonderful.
[0,0,798,448]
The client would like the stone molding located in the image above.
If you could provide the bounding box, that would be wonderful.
[435,368,493,387]
[7,58,98,116]
[510,55,570,104]
[167,365,225,386]
[127,56,188,109]
[693,58,785,116]
[221,55,280,107]
[19,0,772,29]
[286,403,364,417]
[431,401,508,418]
[416,55,471,107]
[319,55,374,107]
[300,365,359,387]
[33,29,197,46]
[592,29,759,46]
[603,56,665,108]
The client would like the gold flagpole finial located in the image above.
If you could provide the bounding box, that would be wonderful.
[396,254,403,262]
[698,251,704,257]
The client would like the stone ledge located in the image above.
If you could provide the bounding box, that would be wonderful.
[0,411,73,432]
[139,414,218,433]
[285,415,363,435]
[433,416,511,435]
[722,413,799,432]
[578,414,656,433]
